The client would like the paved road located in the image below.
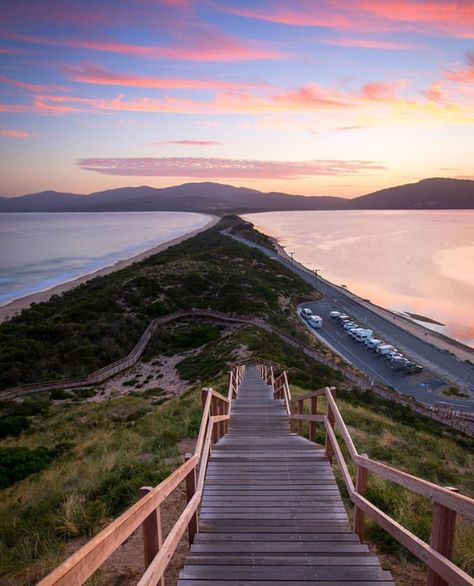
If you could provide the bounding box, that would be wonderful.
[227,231,474,412]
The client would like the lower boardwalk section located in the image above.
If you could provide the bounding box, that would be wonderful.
[178,366,394,585]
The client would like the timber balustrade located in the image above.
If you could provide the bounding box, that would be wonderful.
[259,363,474,586]
[37,363,244,586]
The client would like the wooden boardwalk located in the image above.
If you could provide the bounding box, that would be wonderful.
[178,365,394,585]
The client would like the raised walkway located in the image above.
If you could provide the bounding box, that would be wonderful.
[178,365,394,585]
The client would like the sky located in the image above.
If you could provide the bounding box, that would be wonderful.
[0,0,473,198]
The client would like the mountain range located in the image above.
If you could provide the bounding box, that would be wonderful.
[0,178,472,214]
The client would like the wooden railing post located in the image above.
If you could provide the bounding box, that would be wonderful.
[184,454,199,546]
[211,398,219,444]
[218,400,224,439]
[310,396,318,442]
[139,486,164,586]
[325,388,336,463]
[427,488,459,586]
[201,388,208,411]
[353,459,368,542]
[298,400,303,436]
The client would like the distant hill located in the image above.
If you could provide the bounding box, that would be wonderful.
[1,178,472,213]
[346,178,474,209]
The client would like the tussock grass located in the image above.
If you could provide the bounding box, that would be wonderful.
[290,383,474,579]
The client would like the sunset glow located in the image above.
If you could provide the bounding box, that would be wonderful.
[0,0,473,196]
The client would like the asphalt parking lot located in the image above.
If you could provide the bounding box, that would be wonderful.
[300,300,473,410]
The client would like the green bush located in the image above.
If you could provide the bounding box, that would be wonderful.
[0,446,57,488]
[0,416,30,438]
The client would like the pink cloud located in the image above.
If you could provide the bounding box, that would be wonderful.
[0,103,33,113]
[272,84,351,109]
[360,80,407,100]
[225,0,474,38]
[6,31,285,62]
[445,53,474,83]
[358,0,474,38]
[0,75,69,93]
[155,140,222,146]
[65,62,271,91]
[0,129,31,138]
[422,82,447,104]
[320,37,421,50]
[78,156,385,179]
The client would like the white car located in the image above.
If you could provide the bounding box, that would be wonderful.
[329,311,341,318]
[301,308,312,319]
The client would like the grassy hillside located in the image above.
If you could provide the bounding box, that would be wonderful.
[0,216,314,391]
[290,385,474,584]
[0,215,472,585]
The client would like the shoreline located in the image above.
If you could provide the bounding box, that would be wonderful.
[0,215,218,324]
[269,237,474,364]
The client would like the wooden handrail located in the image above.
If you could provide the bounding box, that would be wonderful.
[263,364,474,586]
[288,387,327,404]
[39,362,246,586]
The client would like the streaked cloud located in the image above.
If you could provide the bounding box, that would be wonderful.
[0,129,31,138]
[320,37,421,50]
[225,1,474,38]
[0,75,69,93]
[65,62,271,90]
[154,140,222,146]
[6,30,285,62]
[78,156,386,179]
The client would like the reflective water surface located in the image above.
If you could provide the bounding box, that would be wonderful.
[244,210,474,347]
[0,212,211,305]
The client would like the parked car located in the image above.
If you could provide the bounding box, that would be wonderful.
[354,329,373,342]
[404,362,423,374]
[337,314,350,323]
[309,315,323,328]
[330,310,341,318]
[376,344,394,356]
[391,356,409,371]
[301,307,312,319]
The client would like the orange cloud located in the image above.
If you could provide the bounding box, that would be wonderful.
[7,31,285,62]
[0,129,31,138]
[65,62,271,91]
[78,156,386,179]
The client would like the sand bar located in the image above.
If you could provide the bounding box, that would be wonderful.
[0,215,218,324]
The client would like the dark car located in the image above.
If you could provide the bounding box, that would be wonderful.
[404,362,423,374]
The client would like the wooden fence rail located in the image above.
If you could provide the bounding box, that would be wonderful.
[37,363,245,586]
[4,309,472,437]
[260,364,474,586]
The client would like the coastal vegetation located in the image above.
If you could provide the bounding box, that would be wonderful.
[0,216,314,391]
[0,216,472,585]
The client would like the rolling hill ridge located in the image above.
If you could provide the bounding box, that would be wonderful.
[1,178,472,213]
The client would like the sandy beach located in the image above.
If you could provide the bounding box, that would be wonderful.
[0,215,218,324]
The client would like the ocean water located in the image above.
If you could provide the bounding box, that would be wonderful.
[0,212,212,306]
[243,210,474,347]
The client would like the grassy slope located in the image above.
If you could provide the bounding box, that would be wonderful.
[290,385,474,584]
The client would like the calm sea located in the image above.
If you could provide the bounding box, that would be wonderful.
[243,210,474,347]
[0,212,212,306]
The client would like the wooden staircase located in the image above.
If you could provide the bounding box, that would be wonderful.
[38,360,474,586]
[178,365,394,585]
